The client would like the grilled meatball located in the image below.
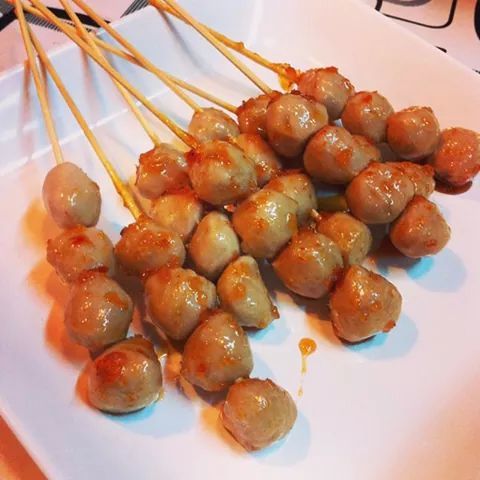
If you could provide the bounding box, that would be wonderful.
[188,212,240,281]
[87,336,162,413]
[297,67,355,120]
[188,140,257,206]
[265,93,328,158]
[265,171,317,225]
[428,127,480,187]
[221,378,297,451]
[181,310,253,392]
[353,135,382,163]
[273,228,343,299]
[65,272,132,351]
[235,133,281,186]
[389,196,450,258]
[330,265,402,343]
[386,107,440,161]
[345,162,415,224]
[387,161,435,197]
[42,162,100,229]
[341,91,394,144]
[150,189,203,241]
[315,212,372,265]
[188,107,240,143]
[144,267,216,341]
[217,256,278,329]
[135,144,188,200]
[47,226,115,283]
[232,189,298,259]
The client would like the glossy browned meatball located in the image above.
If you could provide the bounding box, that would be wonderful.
[428,127,480,187]
[42,162,100,229]
[236,91,282,138]
[65,272,132,352]
[389,196,450,258]
[232,189,298,259]
[330,265,402,343]
[315,212,372,265]
[387,161,435,197]
[273,228,343,299]
[181,310,253,392]
[150,189,203,241]
[353,135,382,163]
[297,67,355,120]
[221,378,297,451]
[345,163,415,224]
[188,140,257,206]
[265,93,328,158]
[87,336,162,413]
[217,256,278,329]
[115,215,185,278]
[304,126,376,184]
[144,267,216,341]
[265,172,317,225]
[188,212,240,281]
[188,108,240,143]
[341,91,394,144]
[386,107,440,161]
[235,133,281,186]
[135,144,188,200]
[47,226,115,283]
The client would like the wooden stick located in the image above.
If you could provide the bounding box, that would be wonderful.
[26,20,142,218]
[154,0,272,95]
[152,0,299,85]
[14,0,64,164]
[71,0,202,113]
[29,0,198,149]
[11,1,237,113]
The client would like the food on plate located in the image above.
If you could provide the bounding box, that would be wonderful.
[388,161,435,198]
[188,107,240,143]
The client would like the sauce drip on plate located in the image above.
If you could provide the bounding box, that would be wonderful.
[298,337,317,397]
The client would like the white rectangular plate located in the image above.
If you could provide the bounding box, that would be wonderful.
[1,1,480,479]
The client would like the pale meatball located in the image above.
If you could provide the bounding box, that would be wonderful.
[389,196,450,258]
[265,172,317,225]
[345,162,415,224]
[428,127,480,187]
[387,161,435,197]
[181,310,253,392]
[341,91,394,144]
[47,226,115,283]
[221,378,297,451]
[232,189,298,259]
[235,133,281,186]
[304,126,375,184]
[144,267,216,341]
[236,91,282,138]
[265,93,328,158]
[188,212,240,280]
[315,212,372,265]
[42,162,100,229]
[150,189,203,241]
[188,140,257,206]
[87,336,162,413]
[272,229,343,299]
[386,107,440,161]
[65,272,132,352]
[217,256,278,329]
[297,67,355,120]
[135,144,188,200]
[330,265,402,343]
[188,107,240,143]
[115,215,185,278]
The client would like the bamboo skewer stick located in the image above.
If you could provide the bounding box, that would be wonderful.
[28,0,198,149]
[154,0,272,95]
[15,0,64,164]
[151,0,299,84]
[71,0,202,114]
[21,16,142,218]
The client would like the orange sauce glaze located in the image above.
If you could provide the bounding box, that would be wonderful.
[298,337,317,397]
